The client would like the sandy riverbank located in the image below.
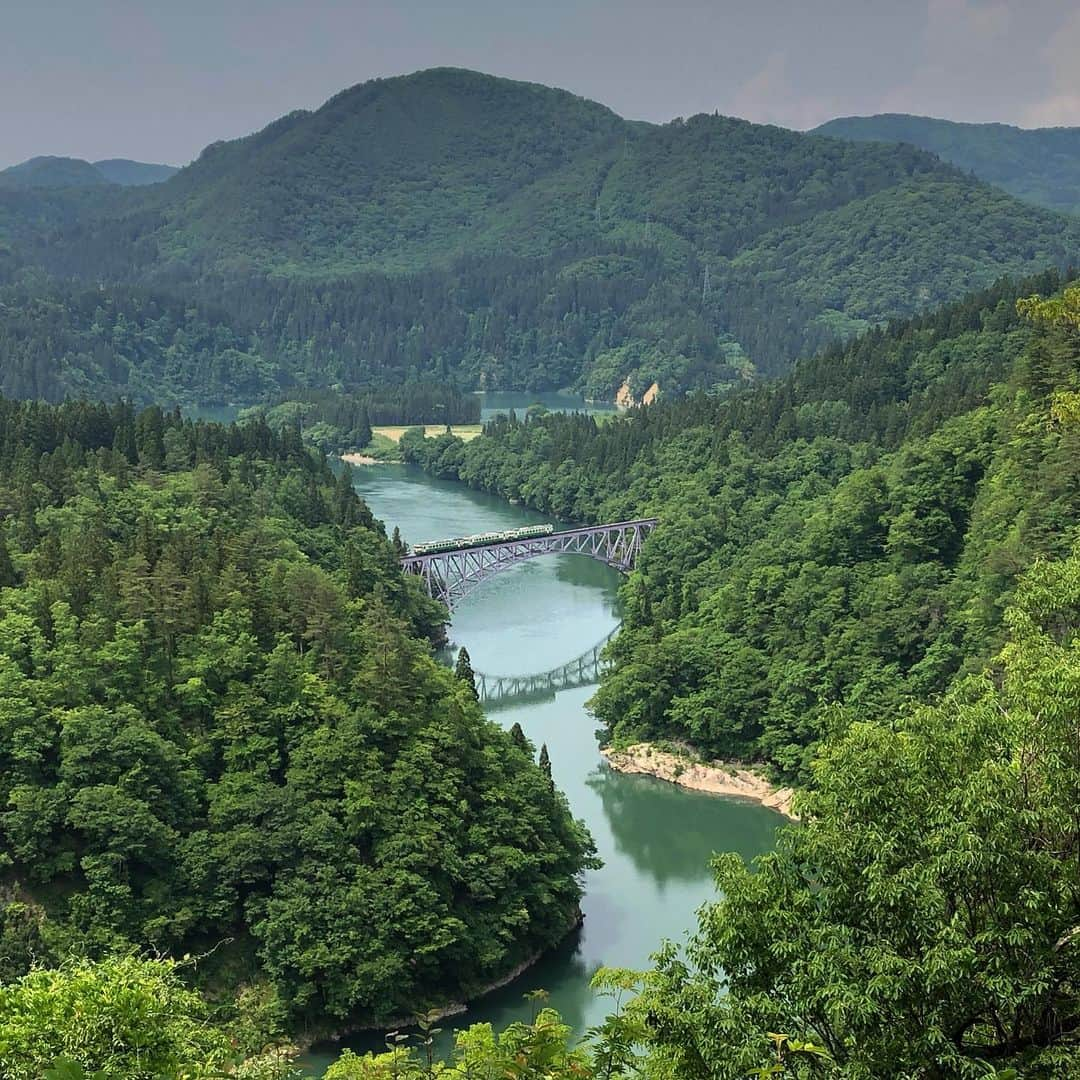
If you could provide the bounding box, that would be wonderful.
[340,452,382,466]
[601,743,797,819]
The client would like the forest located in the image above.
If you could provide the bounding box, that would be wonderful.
[403,270,1080,780]
[3,62,1080,1080]
[2,69,1079,404]
[816,112,1080,216]
[0,399,596,1065]
[7,479,1080,1076]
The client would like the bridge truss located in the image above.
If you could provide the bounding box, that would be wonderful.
[400,518,658,610]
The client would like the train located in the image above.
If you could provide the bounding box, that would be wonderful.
[409,523,554,557]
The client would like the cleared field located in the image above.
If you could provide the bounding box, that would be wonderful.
[372,424,483,443]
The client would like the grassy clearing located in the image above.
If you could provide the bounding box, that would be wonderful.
[372,424,484,443]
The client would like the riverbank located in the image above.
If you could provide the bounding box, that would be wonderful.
[341,424,483,467]
[298,909,583,1060]
[601,743,797,819]
[340,452,386,466]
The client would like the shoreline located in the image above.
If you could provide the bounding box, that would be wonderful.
[601,743,797,819]
[340,452,394,466]
[296,908,584,1055]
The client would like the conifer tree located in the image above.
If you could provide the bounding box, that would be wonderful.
[509,722,529,751]
[539,743,553,788]
[455,647,479,700]
[0,540,17,588]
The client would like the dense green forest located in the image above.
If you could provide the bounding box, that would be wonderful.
[816,113,1080,216]
[0,399,596,1047]
[0,260,281,404]
[0,156,178,190]
[7,542,1080,1075]
[3,70,1079,402]
[403,270,1080,779]
[4,64,1080,1080]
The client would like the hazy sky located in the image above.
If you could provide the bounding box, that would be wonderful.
[3,0,1078,169]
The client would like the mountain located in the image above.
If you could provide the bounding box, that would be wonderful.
[91,158,179,186]
[0,155,178,190]
[131,67,629,272]
[4,70,1080,400]
[814,113,1080,216]
[0,156,108,189]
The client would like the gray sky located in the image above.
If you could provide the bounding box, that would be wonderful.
[3,0,1078,169]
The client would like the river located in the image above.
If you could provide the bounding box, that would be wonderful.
[298,451,783,1073]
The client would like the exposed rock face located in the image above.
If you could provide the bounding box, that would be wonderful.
[616,379,660,407]
[601,743,796,818]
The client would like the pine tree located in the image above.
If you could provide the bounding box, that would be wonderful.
[509,722,529,751]
[334,464,356,526]
[0,540,17,588]
[391,526,406,556]
[356,405,372,448]
[538,743,553,788]
[455,647,479,700]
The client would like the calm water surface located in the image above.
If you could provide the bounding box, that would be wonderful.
[477,390,618,421]
[298,449,781,1073]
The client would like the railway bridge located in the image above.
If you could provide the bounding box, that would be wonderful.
[400,518,658,610]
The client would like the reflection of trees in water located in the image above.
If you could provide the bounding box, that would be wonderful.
[587,765,783,889]
[551,552,625,600]
[316,930,597,1063]
[432,926,597,1053]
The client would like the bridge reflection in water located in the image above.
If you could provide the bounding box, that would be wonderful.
[472,627,618,711]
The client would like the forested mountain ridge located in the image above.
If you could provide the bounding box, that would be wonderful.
[91,158,180,186]
[0,155,178,189]
[402,270,1080,779]
[5,69,1080,400]
[5,282,1080,1080]
[0,399,596,1038]
[0,260,282,403]
[0,157,108,190]
[815,112,1080,216]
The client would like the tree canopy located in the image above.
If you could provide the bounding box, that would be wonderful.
[403,271,1080,781]
[0,399,596,1039]
[3,71,1078,402]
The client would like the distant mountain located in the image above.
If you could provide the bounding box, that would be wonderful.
[141,67,630,271]
[814,114,1080,215]
[92,159,179,186]
[0,155,178,190]
[0,156,108,189]
[3,70,1079,402]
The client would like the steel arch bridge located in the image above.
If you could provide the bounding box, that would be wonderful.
[400,518,658,610]
[474,627,618,710]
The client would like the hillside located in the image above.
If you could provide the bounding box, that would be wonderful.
[0,156,108,189]
[815,113,1080,216]
[0,400,595,1035]
[5,70,1080,397]
[0,261,281,404]
[0,155,177,189]
[92,158,179,185]
[401,269,1080,779]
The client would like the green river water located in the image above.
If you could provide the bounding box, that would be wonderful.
[297,444,783,1073]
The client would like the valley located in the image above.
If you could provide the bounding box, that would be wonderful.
[297,459,782,1074]
[2,33,1080,1079]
